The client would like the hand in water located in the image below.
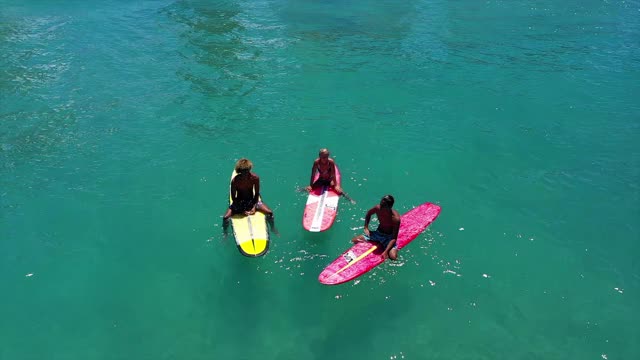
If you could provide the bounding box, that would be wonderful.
[341,192,356,204]
[222,218,230,238]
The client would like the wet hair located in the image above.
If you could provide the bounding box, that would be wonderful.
[319,148,330,157]
[235,158,253,173]
[381,195,394,208]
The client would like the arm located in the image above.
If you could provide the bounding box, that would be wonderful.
[250,175,260,212]
[230,178,238,203]
[309,160,318,186]
[329,160,337,185]
[363,206,377,236]
[306,160,318,191]
[329,159,351,201]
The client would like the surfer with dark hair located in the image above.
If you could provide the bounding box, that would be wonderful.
[305,148,355,204]
[223,158,275,233]
[352,195,401,260]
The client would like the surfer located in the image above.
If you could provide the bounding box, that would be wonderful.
[223,158,276,233]
[352,195,401,260]
[305,148,342,193]
[305,148,355,203]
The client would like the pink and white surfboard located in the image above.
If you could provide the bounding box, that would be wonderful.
[302,165,342,232]
[318,202,441,285]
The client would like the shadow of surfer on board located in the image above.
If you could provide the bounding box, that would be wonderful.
[223,158,278,236]
[305,148,356,204]
[352,195,401,260]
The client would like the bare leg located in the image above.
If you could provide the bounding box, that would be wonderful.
[257,202,278,235]
[256,202,273,217]
[333,182,355,204]
[388,248,398,261]
[222,208,233,236]
[352,235,366,243]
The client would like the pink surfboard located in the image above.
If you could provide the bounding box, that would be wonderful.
[302,165,342,232]
[318,202,441,285]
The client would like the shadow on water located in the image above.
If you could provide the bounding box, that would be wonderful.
[301,229,333,255]
[160,1,266,140]
[304,284,415,360]
[200,249,270,355]
[279,0,420,53]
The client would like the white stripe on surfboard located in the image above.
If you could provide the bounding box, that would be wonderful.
[310,187,328,232]
[246,216,257,252]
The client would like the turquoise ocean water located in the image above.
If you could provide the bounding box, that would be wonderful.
[1,0,638,359]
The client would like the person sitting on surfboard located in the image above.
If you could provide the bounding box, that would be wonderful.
[305,148,343,194]
[352,195,401,260]
[223,158,274,228]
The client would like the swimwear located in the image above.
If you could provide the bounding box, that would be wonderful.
[229,199,262,214]
[365,230,397,249]
[312,178,332,188]
[315,161,334,182]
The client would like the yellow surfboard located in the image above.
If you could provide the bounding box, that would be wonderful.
[229,170,270,257]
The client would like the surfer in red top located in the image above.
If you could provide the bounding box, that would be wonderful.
[352,195,401,260]
[305,148,355,204]
[223,158,276,233]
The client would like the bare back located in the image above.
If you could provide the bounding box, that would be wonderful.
[231,172,260,203]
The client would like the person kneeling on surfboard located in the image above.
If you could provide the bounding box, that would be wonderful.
[305,148,343,194]
[352,195,401,260]
[223,158,275,231]
[305,148,355,204]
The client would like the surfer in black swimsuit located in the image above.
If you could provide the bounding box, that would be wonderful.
[352,195,401,260]
[306,148,342,193]
[223,158,276,234]
[305,148,356,205]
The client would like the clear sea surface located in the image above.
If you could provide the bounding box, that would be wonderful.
[1,0,638,359]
